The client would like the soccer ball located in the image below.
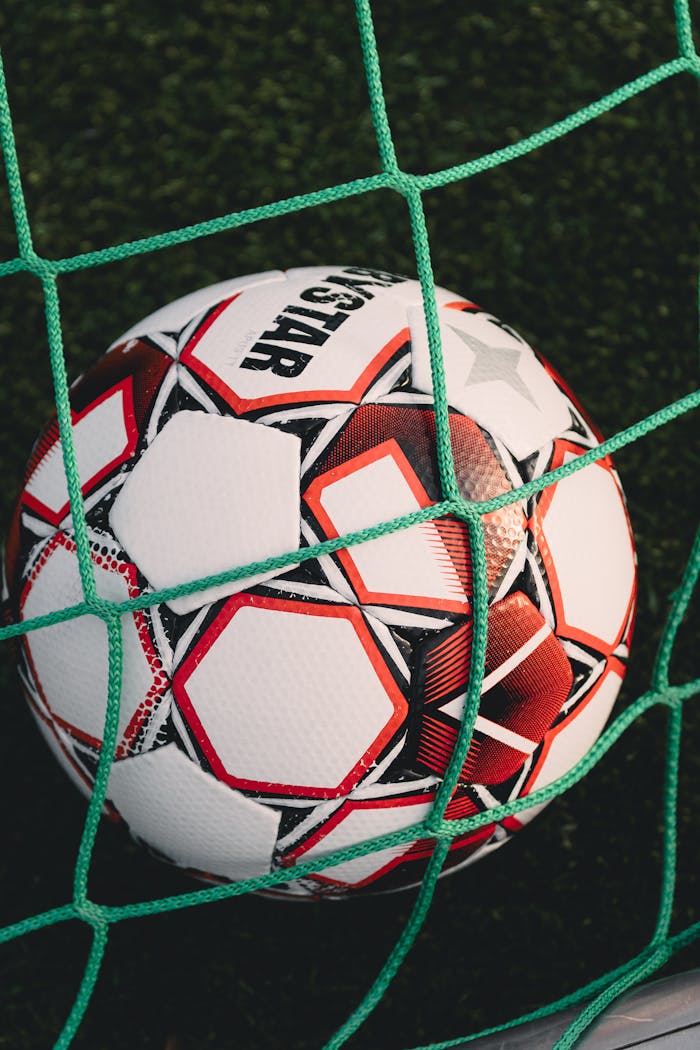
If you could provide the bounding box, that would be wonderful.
[4,266,636,899]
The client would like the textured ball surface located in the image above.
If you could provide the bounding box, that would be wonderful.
[4,267,637,898]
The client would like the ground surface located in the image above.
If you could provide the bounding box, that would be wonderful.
[0,2,698,1048]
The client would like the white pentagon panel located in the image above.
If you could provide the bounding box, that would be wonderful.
[109,270,285,348]
[174,597,407,796]
[409,305,571,459]
[179,268,410,413]
[109,412,301,614]
[297,799,433,887]
[22,538,158,747]
[107,744,281,880]
[538,458,635,649]
[24,383,137,526]
[305,443,469,613]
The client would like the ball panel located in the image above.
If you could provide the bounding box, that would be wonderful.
[20,533,168,752]
[108,271,286,349]
[286,796,434,889]
[303,401,525,611]
[534,443,637,652]
[524,663,625,799]
[179,267,412,415]
[409,305,572,459]
[414,593,572,789]
[172,593,408,799]
[468,594,573,784]
[67,337,174,424]
[106,743,281,880]
[305,439,469,614]
[109,412,301,614]
[23,380,138,527]
[6,338,172,594]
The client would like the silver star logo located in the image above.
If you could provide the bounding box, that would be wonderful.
[447,324,537,406]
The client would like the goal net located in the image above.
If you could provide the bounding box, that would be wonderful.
[0,2,698,1048]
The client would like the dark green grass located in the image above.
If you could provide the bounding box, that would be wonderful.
[0,2,698,1048]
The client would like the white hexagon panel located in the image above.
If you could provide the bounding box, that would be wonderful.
[171,593,408,799]
[532,441,637,654]
[286,796,434,890]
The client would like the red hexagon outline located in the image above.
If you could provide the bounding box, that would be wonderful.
[22,376,139,527]
[283,794,497,890]
[531,438,637,657]
[283,794,431,888]
[179,293,410,414]
[172,592,409,800]
[19,531,169,755]
[303,438,471,614]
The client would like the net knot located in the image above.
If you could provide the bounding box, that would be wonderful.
[21,251,57,279]
[73,899,106,925]
[445,495,481,523]
[386,169,418,197]
[85,595,120,622]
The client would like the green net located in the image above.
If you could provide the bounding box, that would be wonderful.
[0,2,699,1048]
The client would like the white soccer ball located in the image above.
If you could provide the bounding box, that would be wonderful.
[5,266,637,898]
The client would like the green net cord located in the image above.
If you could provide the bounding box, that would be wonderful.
[0,1,699,1047]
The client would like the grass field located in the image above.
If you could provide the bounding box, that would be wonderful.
[0,2,698,1048]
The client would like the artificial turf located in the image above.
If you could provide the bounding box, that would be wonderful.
[0,2,698,1048]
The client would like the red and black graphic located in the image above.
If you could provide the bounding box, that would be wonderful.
[414,592,572,788]
[303,402,526,613]
[25,338,172,500]
[5,338,172,578]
